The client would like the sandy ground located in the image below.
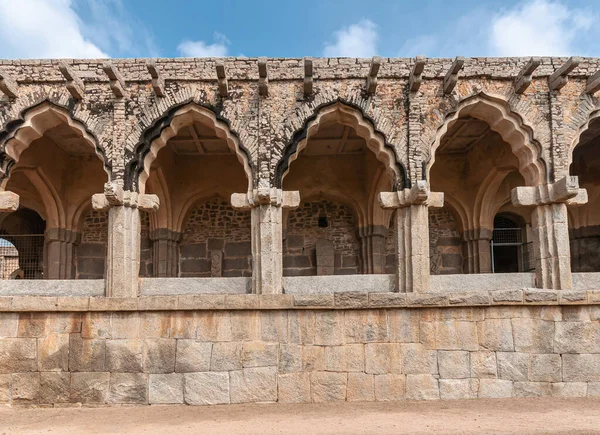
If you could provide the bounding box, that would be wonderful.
[1,397,599,434]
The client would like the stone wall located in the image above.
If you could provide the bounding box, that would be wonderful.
[76,210,107,279]
[180,198,252,278]
[284,201,360,276]
[429,208,463,275]
[139,212,152,277]
[1,297,599,405]
[570,226,600,272]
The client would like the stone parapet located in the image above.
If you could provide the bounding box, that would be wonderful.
[0,289,599,313]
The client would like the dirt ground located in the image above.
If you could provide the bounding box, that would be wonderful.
[1,397,599,435]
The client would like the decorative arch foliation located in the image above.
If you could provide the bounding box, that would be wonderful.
[424,93,548,187]
[0,100,112,188]
[274,99,408,191]
[124,99,255,194]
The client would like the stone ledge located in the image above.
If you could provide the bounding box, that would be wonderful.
[0,289,598,312]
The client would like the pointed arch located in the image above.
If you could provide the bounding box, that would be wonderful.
[427,93,547,187]
[125,101,254,194]
[275,100,407,190]
[0,101,110,188]
[569,107,600,168]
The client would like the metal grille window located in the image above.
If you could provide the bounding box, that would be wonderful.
[0,235,45,279]
[491,215,534,273]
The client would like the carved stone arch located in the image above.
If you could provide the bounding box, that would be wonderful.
[0,100,111,188]
[568,106,600,170]
[125,100,254,194]
[474,168,514,231]
[427,93,547,187]
[275,100,407,190]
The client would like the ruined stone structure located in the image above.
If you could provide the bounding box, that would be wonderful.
[0,56,600,405]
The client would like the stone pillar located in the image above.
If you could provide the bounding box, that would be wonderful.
[357,225,388,274]
[379,181,444,292]
[92,182,159,297]
[44,228,79,279]
[462,228,492,274]
[150,228,181,277]
[512,176,587,289]
[232,187,300,294]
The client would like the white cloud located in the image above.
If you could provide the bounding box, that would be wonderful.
[323,20,378,57]
[0,0,108,58]
[177,33,230,57]
[398,35,437,58]
[489,0,594,56]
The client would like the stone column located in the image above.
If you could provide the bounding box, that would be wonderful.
[150,228,181,277]
[462,228,493,274]
[512,176,587,289]
[232,187,300,294]
[379,181,444,293]
[92,182,159,297]
[44,228,79,279]
[357,225,388,274]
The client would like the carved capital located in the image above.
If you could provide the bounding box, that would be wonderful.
[379,181,444,209]
[231,189,300,210]
[92,182,160,211]
[511,176,588,207]
[0,191,19,212]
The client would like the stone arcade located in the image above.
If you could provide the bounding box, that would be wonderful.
[0,56,600,405]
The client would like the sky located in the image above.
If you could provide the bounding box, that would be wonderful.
[0,0,598,59]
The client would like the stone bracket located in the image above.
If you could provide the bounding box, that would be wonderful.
[409,55,426,93]
[58,61,85,100]
[303,57,313,96]
[549,56,580,91]
[146,62,166,97]
[215,60,228,98]
[443,56,464,94]
[258,57,268,96]
[102,62,128,98]
[366,56,381,95]
[511,176,588,207]
[586,69,600,94]
[379,180,444,209]
[514,57,540,94]
[0,190,20,211]
[231,188,300,210]
[92,182,160,211]
[0,69,18,98]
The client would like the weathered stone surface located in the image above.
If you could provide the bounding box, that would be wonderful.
[421,320,478,351]
[365,343,402,374]
[344,310,388,343]
[111,313,140,339]
[478,379,513,398]
[175,340,212,373]
[470,351,497,378]
[310,371,347,402]
[588,382,600,397]
[39,372,69,403]
[279,344,302,372]
[563,354,600,381]
[12,372,40,403]
[314,311,344,345]
[196,312,232,341]
[184,372,229,405]
[302,345,325,371]
[149,373,184,404]
[230,367,277,404]
[551,382,587,397]
[0,374,10,403]
[511,318,554,353]
[530,354,561,382]
[439,379,478,400]
[242,341,278,367]
[554,322,600,353]
[37,334,70,372]
[0,338,37,372]
[388,310,420,343]
[69,336,106,372]
[405,374,439,400]
[513,381,552,397]
[278,372,311,403]
[401,343,438,374]
[0,313,19,338]
[110,372,148,404]
[325,344,365,372]
[497,352,529,381]
[70,372,110,403]
[478,319,514,351]
[438,351,470,379]
[106,339,143,372]
[143,339,176,373]
[374,374,406,401]
[347,373,375,402]
[211,342,242,371]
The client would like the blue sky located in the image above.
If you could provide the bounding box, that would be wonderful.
[0,0,599,59]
